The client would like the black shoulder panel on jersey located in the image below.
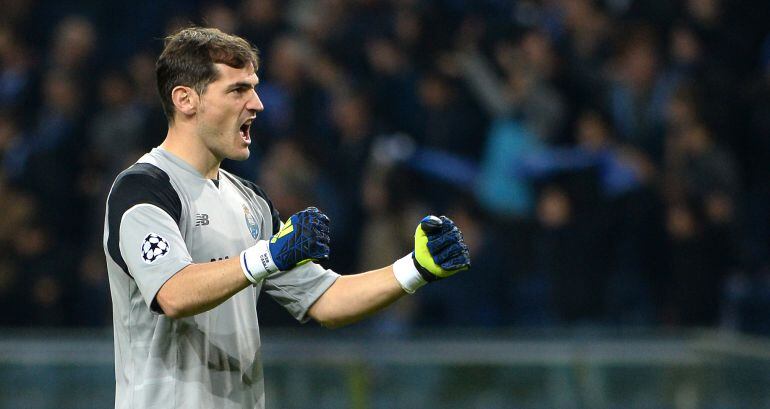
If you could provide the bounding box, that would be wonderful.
[107,163,182,277]
[232,174,281,235]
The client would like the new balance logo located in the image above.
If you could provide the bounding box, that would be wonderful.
[195,214,210,226]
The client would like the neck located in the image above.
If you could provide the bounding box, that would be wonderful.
[160,122,221,179]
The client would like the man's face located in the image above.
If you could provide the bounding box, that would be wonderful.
[196,63,263,161]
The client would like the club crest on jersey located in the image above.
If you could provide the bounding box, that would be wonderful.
[243,204,259,239]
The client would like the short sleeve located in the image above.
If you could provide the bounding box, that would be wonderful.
[105,162,192,313]
[262,262,339,323]
[119,204,193,311]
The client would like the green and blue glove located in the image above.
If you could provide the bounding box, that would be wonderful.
[240,207,330,284]
[393,215,471,293]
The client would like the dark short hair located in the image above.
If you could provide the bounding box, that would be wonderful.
[156,27,259,123]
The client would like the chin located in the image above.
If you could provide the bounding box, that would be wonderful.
[229,148,251,161]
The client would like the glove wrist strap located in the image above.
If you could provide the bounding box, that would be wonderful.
[411,253,441,283]
[240,240,279,285]
[393,253,428,294]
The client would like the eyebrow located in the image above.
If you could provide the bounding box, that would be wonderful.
[226,80,259,92]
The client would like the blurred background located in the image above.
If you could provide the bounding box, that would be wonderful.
[1,0,770,408]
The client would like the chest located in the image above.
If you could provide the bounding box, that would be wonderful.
[182,183,267,262]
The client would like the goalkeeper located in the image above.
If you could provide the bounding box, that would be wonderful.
[103,26,471,409]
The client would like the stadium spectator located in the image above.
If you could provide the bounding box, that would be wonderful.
[1,0,770,334]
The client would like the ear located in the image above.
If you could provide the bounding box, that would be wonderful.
[171,85,199,118]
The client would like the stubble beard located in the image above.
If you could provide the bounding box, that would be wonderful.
[195,116,249,161]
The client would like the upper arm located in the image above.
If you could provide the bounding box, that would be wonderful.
[106,163,192,312]
[262,262,339,323]
[119,204,192,312]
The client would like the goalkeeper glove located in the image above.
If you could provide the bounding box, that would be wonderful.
[240,207,330,284]
[393,215,471,293]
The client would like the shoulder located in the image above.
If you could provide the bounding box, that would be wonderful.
[109,162,182,223]
[221,170,269,200]
[106,162,184,277]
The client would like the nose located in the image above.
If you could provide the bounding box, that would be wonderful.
[247,90,264,113]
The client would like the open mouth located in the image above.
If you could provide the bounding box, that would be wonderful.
[239,120,252,144]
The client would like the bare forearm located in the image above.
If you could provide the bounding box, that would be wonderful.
[155,258,251,318]
[308,266,406,328]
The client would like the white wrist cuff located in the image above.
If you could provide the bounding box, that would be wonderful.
[393,253,428,294]
[240,240,279,285]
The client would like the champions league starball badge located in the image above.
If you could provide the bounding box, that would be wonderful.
[141,233,169,263]
[243,204,259,239]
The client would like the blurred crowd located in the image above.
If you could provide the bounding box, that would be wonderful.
[1,0,770,334]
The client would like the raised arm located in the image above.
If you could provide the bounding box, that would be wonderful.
[155,207,330,318]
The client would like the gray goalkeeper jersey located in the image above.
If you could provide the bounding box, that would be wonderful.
[103,147,339,409]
